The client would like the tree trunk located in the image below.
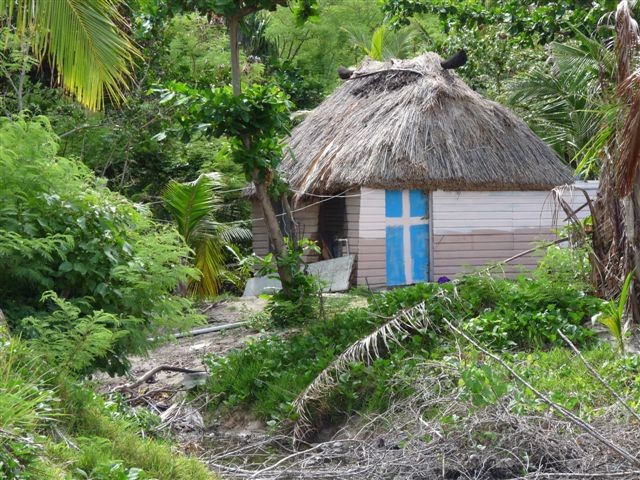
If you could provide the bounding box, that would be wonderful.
[624,170,640,323]
[280,192,299,245]
[228,9,295,295]
[229,16,242,96]
[252,172,294,293]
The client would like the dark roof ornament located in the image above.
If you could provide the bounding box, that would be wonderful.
[337,66,355,79]
[440,49,467,70]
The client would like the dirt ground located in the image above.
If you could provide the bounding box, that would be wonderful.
[97,297,267,392]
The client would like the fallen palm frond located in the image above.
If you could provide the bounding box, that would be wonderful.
[206,359,640,479]
[291,301,437,442]
[551,183,596,243]
[614,1,640,196]
[615,68,640,196]
[289,290,640,468]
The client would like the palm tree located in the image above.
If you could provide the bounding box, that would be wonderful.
[535,0,640,320]
[599,0,640,321]
[348,24,416,61]
[506,32,616,175]
[0,0,138,110]
[162,173,252,298]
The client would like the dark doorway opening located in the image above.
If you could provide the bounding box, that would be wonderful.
[318,195,347,259]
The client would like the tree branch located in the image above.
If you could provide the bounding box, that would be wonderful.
[441,317,640,467]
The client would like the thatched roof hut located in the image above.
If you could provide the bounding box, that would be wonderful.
[249,52,584,291]
[281,53,573,197]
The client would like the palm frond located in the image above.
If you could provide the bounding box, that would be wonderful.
[506,38,614,165]
[218,225,252,244]
[0,0,139,110]
[189,237,224,298]
[347,24,415,62]
[291,301,434,442]
[369,25,385,61]
[162,175,219,243]
[162,173,248,299]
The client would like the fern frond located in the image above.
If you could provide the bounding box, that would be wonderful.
[25,292,123,374]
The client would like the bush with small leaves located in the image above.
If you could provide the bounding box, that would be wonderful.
[0,117,203,374]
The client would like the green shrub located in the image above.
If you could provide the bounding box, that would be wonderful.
[261,238,322,327]
[374,262,601,351]
[460,274,601,349]
[204,245,606,426]
[204,307,378,421]
[0,117,203,374]
[372,282,458,317]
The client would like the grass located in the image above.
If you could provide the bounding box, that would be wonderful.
[55,393,214,479]
[513,345,640,416]
[0,334,217,480]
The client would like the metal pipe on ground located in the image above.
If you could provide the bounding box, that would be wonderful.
[173,321,250,339]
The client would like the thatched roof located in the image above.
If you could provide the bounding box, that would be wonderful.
[281,53,573,197]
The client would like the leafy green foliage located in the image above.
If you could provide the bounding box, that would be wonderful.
[375,248,600,350]
[172,0,318,19]
[162,173,251,297]
[460,275,599,350]
[268,59,325,109]
[0,117,202,374]
[383,0,617,42]
[595,271,634,353]
[460,362,511,407]
[204,307,381,422]
[511,345,640,416]
[381,0,620,98]
[23,292,126,375]
[264,0,386,90]
[158,82,292,182]
[260,238,322,326]
[204,246,605,427]
[162,13,234,87]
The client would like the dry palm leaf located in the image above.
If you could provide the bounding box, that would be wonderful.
[291,301,435,442]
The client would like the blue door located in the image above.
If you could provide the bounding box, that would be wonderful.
[385,189,430,286]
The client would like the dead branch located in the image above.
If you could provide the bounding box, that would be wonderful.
[442,317,640,467]
[204,378,640,479]
[113,365,205,392]
[173,321,249,339]
[557,329,640,423]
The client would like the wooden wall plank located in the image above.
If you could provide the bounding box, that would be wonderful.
[432,182,598,278]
